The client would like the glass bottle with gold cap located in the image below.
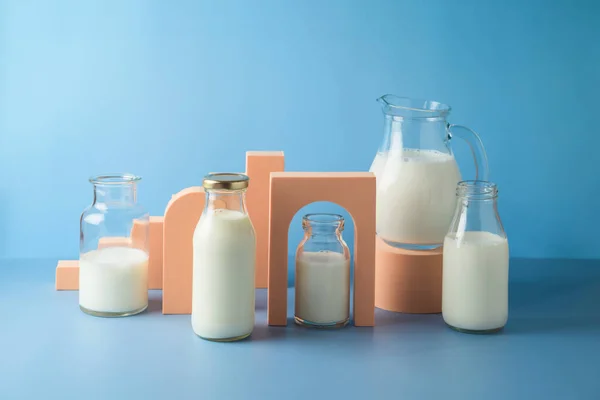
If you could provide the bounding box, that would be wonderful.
[191,173,256,341]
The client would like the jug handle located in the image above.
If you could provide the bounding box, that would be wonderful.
[447,124,489,181]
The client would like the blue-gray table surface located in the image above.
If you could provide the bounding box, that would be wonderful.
[1,258,599,399]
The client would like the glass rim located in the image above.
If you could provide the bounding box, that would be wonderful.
[302,213,344,224]
[89,173,141,185]
[377,94,451,115]
[457,180,498,198]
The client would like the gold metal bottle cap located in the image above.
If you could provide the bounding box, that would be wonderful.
[202,173,250,190]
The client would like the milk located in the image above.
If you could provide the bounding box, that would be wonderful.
[79,246,149,315]
[442,231,509,332]
[375,149,461,246]
[295,251,350,326]
[192,209,256,341]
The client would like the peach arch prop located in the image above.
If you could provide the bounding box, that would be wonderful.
[162,187,205,314]
[267,172,376,327]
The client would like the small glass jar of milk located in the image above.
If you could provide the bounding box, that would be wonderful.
[192,173,256,342]
[442,181,509,334]
[79,174,150,317]
[294,214,351,328]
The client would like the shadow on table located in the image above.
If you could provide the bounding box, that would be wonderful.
[250,287,444,342]
[250,258,600,341]
[509,258,600,307]
[146,291,164,314]
[248,318,378,343]
[499,258,600,335]
[255,289,268,311]
[508,259,600,334]
[505,317,600,335]
[248,312,446,343]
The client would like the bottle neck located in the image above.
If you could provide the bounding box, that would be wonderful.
[454,197,503,233]
[450,181,505,236]
[303,217,345,242]
[205,189,248,214]
[304,225,343,241]
[93,183,137,205]
[457,196,499,215]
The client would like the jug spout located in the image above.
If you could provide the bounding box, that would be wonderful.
[376,94,397,106]
[376,94,451,119]
[376,94,397,113]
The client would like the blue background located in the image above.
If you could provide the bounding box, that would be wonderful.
[0,0,598,260]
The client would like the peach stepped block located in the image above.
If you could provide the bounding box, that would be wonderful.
[55,260,79,290]
[267,172,376,327]
[246,151,285,288]
[54,217,164,290]
[162,151,284,314]
[374,238,442,314]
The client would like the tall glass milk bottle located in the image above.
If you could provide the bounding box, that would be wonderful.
[294,213,351,329]
[79,173,150,317]
[369,94,489,250]
[192,173,256,342]
[442,181,509,334]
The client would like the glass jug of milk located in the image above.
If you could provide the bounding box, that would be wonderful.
[370,94,489,250]
[442,181,509,334]
[79,173,150,317]
[294,213,351,329]
[192,173,256,342]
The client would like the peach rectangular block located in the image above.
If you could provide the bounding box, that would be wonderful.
[131,217,164,289]
[131,219,148,250]
[267,171,376,326]
[246,151,285,288]
[98,236,132,249]
[55,260,79,290]
[55,217,165,291]
[148,217,164,290]
[54,236,132,292]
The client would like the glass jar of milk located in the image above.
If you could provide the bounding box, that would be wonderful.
[192,173,256,341]
[442,181,509,334]
[79,174,150,317]
[294,214,351,329]
[370,94,489,250]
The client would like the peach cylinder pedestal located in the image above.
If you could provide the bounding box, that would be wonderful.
[374,237,443,314]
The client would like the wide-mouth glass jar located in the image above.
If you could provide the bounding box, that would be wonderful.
[79,173,149,317]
